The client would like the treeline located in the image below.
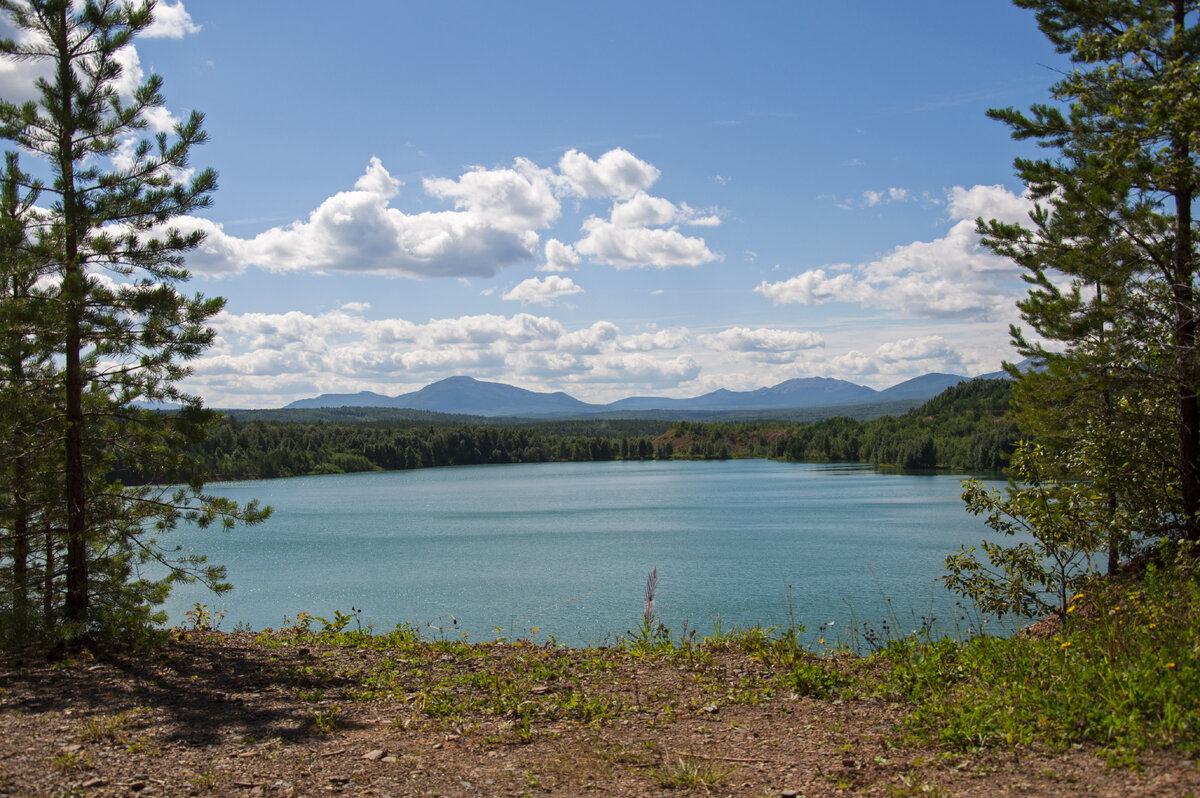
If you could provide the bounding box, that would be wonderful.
[175,379,1017,482]
[655,378,1018,471]
[177,421,673,481]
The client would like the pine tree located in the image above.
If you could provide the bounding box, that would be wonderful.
[982,0,1200,545]
[0,0,267,638]
[945,1,1200,616]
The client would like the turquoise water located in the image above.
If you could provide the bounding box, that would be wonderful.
[158,460,1008,646]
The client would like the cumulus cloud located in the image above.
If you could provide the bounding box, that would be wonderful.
[754,268,866,305]
[557,148,660,199]
[873,335,956,362]
[756,185,1035,319]
[423,157,561,231]
[699,327,824,353]
[177,149,718,277]
[502,275,585,305]
[143,1,201,38]
[946,184,1034,226]
[575,217,719,269]
[181,158,543,278]
[610,191,721,228]
[539,238,581,272]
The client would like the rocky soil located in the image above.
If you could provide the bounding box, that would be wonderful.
[0,631,1196,797]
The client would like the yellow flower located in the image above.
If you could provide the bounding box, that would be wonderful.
[1061,641,1071,648]
[1067,605,1077,614]
[1148,623,1157,629]
[1166,662,1176,669]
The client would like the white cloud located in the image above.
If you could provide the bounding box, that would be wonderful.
[539,238,581,272]
[861,187,910,208]
[757,185,1034,319]
[610,191,721,228]
[617,328,690,351]
[143,1,201,38]
[874,335,956,362]
[700,327,825,353]
[502,275,584,305]
[557,148,660,199]
[188,309,720,406]
[947,184,1034,225]
[829,350,879,376]
[184,158,542,278]
[698,327,825,365]
[178,149,718,277]
[754,268,866,305]
[575,217,719,269]
[424,157,561,231]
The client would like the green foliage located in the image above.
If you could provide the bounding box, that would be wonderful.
[948,443,1107,620]
[978,0,1200,546]
[874,559,1200,757]
[164,417,667,481]
[657,379,1016,472]
[784,660,849,699]
[0,0,268,644]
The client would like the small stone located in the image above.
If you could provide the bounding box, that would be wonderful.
[780,791,802,798]
[249,789,263,797]
[701,703,719,714]
[328,776,350,785]
[80,778,107,788]
[362,749,385,761]
[381,756,399,764]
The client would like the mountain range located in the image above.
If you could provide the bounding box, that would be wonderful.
[284,371,1003,418]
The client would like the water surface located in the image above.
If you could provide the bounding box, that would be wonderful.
[159,460,1006,645]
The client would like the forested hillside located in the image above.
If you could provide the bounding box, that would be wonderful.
[165,378,1016,482]
[653,378,1017,471]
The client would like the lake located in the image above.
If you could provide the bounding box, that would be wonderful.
[158,459,1010,646]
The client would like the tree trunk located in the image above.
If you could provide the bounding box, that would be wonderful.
[1172,0,1200,543]
[54,8,88,623]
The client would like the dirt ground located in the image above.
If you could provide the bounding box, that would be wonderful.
[0,632,1195,797]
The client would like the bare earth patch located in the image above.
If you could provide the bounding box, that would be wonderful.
[0,632,1195,797]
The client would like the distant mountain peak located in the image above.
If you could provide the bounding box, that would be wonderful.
[281,370,995,417]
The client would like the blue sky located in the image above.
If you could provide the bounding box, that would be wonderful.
[2,2,1068,407]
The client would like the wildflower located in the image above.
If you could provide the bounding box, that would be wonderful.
[1061,641,1071,649]
[1067,604,1077,614]
[1166,662,1177,669]
[1148,623,1157,629]
[1072,593,1085,601]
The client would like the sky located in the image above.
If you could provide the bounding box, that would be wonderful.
[0,1,1071,408]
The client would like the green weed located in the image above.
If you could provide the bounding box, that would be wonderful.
[650,755,737,790]
[869,560,1200,758]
